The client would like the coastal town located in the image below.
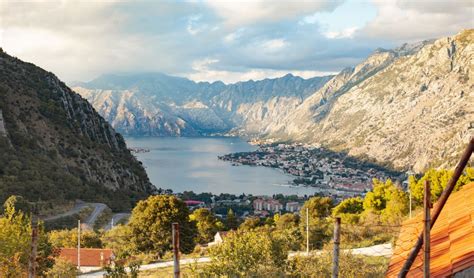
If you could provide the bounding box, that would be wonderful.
[181,191,303,219]
[219,143,403,198]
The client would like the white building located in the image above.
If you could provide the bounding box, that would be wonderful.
[285,202,301,212]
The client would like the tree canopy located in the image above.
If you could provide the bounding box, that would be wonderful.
[128,195,196,256]
[202,230,287,277]
[190,208,224,244]
[299,197,333,249]
[225,208,239,230]
[0,196,54,276]
[409,167,474,206]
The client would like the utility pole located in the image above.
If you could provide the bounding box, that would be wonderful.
[406,170,414,219]
[409,188,412,219]
[172,223,180,278]
[28,215,39,278]
[77,220,81,270]
[332,217,341,278]
[423,180,431,278]
[306,207,309,255]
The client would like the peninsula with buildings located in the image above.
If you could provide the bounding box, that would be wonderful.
[219,143,403,197]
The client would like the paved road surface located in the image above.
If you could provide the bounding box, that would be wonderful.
[103,213,131,231]
[42,202,91,221]
[42,202,108,227]
[78,257,211,277]
[85,203,107,226]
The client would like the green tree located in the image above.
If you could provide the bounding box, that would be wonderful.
[383,186,409,223]
[45,258,77,278]
[225,208,238,230]
[190,208,224,244]
[363,178,392,213]
[299,197,333,250]
[238,217,262,230]
[101,225,136,258]
[301,196,333,218]
[409,167,474,206]
[275,213,299,230]
[128,195,196,257]
[201,230,287,276]
[363,179,408,224]
[273,214,302,251]
[48,228,102,249]
[2,195,31,216]
[0,196,55,276]
[332,197,364,224]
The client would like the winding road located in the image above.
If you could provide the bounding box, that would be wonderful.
[42,202,109,227]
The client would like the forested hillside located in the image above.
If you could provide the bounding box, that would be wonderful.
[0,49,156,210]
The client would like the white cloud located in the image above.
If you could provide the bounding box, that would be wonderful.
[205,0,343,27]
[1,0,469,86]
[187,14,205,35]
[261,39,288,51]
[224,28,245,43]
[299,13,319,25]
[361,0,474,42]
[324,27,358,39]
[186,58,335,84]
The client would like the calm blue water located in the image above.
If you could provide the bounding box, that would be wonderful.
[125,137,317,196]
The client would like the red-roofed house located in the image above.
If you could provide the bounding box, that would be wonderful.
[59,248,114,272]
[386,182,474,277]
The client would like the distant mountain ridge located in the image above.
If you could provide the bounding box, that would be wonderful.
[75,29,474,172]
[74,73,332,136]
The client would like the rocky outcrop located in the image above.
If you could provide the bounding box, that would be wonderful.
[266,29,474,172]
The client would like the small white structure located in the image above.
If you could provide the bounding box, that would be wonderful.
[208,231,229,246]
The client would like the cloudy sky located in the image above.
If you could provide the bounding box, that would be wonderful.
[0,0,472,84]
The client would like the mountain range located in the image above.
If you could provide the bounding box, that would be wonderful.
[73,73,332,137]
[76,29,473,172]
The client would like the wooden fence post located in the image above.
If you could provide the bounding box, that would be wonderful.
[172,223,180,278]
[28,216,38,278]
[424,180,431,278]
[332,217,341,278]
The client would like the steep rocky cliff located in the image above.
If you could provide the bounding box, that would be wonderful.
[267,29,474,172]
[0,49,156,210]
[74,73,333,136]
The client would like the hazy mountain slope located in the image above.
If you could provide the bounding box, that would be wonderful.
[73,30,472,172]
[268,29,474,172]
[0,49,156,210]
[74,74,333,136]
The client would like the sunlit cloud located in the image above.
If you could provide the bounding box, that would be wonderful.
[186,58,336,84]
[0,0,471,84]
[324,27,359,39]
